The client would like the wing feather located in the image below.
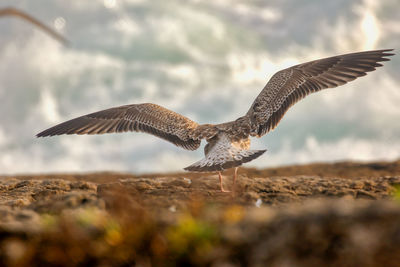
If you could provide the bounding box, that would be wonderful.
[37,103,201,150]
[247,49,394,136]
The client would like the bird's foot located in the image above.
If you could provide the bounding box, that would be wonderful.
[220,188,231,193]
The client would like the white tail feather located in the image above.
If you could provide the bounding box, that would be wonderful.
[184,133,266,172]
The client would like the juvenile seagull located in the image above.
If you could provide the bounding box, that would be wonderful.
[37,49,394,192]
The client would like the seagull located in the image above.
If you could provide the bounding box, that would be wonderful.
[37,49,394,192]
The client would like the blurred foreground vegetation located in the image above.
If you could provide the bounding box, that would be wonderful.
[2,195,400,266]
[1,161,400,266]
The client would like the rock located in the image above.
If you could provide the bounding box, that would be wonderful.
[239,200,400,267]
[0,178,100,214]
[356,190,377,200]
[31,191,104,213]
[0,206,41,233]
[0,161,400,266]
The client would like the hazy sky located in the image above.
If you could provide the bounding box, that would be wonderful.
[0,0,399,174]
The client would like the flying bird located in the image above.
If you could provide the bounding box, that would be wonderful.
[0,7,68,44]
[37,49,394,192]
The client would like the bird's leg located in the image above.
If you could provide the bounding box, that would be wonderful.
[218,172,230,193]
[232,167,238,190]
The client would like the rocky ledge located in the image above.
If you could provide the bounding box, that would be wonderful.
[0,160,400,266]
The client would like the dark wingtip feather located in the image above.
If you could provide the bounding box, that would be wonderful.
[379,48,395,57]
[381,48,394,53]
[36,127,65,137]
[36,129,52,137]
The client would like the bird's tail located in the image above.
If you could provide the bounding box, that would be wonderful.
[184,149,266,172]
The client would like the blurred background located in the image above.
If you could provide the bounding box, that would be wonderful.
[0,0,399,174]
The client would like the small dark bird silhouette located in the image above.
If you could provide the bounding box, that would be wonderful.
[0,7,68,44]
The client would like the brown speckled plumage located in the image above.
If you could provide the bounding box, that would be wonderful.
[37,49,394,174]
[37,103,201,151]
[246,49,394,136]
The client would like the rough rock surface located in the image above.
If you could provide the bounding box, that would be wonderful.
[0,160,400,266]
[0,179,100,211]
[1,173,399,215]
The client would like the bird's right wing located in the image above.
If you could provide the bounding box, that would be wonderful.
[37,103,202,150]
[247,49,394,137]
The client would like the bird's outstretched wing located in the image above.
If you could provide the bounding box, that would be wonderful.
[246,49,394,137]
[37,103,201,150]
[0,7,68,44]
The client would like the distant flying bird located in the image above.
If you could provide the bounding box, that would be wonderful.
[37,49,394,192]
[0,7,68,44]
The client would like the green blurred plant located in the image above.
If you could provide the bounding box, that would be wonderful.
[166,213,218,260]
[392,184,400,202]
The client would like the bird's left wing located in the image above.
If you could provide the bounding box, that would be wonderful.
[246,49,394,137]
